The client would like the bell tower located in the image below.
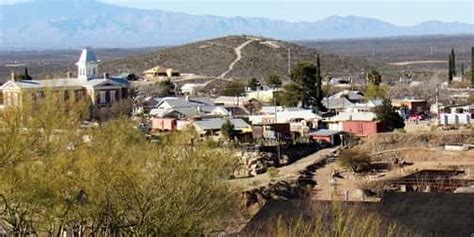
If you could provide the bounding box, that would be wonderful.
[76,48,99,80]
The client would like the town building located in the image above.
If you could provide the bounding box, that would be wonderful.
[439,104,473,126]
[0,48,130,120]
[143,66,180,81]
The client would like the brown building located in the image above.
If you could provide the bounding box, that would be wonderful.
[0,48,130,120]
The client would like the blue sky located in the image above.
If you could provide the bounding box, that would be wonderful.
[2,0,473,25]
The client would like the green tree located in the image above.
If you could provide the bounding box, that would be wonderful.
[247,77,260,91]
[266,73,282,88]
[365,84,388,100]
[374,98,405,131]
[15,67,33,80]
[281,59,325,110]
[367,70,382,86]
[471,47,474,85]
[158,80,175,96]
[222,81,245,97]
[0,94,237,236]
[338,149,371,173]
[451,48,456,76]
[448,53,454,83]
[220,119,236,140]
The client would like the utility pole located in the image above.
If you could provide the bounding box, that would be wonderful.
[435,84,440,125]
[287,47,291,76]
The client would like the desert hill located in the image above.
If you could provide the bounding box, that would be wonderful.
[102,35,384,81]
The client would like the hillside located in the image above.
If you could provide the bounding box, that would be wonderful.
[102,35,384,81]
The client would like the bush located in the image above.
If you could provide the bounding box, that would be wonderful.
[259,202,414,237]
[338,149,372,173]
[267,167,279,179]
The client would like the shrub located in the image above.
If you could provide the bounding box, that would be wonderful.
[267,167,279,179]
[338,149,372,173]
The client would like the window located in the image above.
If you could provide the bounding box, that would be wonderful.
[110,90,116,103]
[99,91,106,104]
[12,93,18,106]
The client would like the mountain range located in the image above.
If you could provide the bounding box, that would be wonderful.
[1,0,473,49]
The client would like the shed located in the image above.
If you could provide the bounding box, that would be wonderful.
[308,129,344,146]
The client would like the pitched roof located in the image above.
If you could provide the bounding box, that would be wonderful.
[308,129,341,136]
[328,90,365,102]
[322,97,355,109]
[76,48,98,64]
[1,77,129,90]
[329,111,376,122]
[193,118,250,131]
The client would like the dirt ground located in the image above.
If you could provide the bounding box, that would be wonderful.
[228,148,337,191]
[311,148,474,202]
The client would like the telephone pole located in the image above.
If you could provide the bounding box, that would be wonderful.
[287,47,291,76]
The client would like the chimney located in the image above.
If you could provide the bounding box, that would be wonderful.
[103,73,109,80]
[10,72,15,81]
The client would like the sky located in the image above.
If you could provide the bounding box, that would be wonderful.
[2,0,473,26]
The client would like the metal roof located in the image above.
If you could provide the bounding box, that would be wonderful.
[76,48,98,64]
[308,129,341,136]
[193,118,250,131]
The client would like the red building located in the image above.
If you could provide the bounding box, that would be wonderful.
[151,118,178,132]
[342,121,384,136]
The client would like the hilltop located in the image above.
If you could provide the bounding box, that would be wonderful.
[102,35,383,81]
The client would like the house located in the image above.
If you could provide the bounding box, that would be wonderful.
[193,118,252,137]
[323,77,352,88]
[439,104,473,125]
[392,98,428,116]
[214,96,251,106]
[245,85,280,103]
[180,83,205,96]
[322,97,355,112]
[150,96,216,118]
[0,48,130,120]
[249,107,321,128]
[143,66,180,81]
[328,90,365,103]
[252,123,291,140]
[322,111,381,136]
[151,118,177,132]
[342,120,384,136]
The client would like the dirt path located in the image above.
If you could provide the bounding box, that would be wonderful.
[219,38,256,79]
[229,148,337,191]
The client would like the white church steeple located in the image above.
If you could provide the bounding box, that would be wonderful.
[76,48,99,80]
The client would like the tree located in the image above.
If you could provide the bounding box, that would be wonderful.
[374,98,405,131]
[471,47,474,85]
[281,60,325,110]
[451,48,456,77]
[0,94,237,236]
[266,74,282,88]
[15,67,33,80]
[367,70,382,86]
[279,83,303,107]
[247,77,260,91]
[222,81,245,97]
[448,53,454,83]
[315,54,323,108]
[365,84,388,100]
[158,80,175,96]
[220,119,236,140]
[338,149,371,173]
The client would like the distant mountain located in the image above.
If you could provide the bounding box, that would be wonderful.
[1,0,473,49]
